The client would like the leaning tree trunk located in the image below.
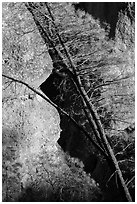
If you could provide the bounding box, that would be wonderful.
[25,3,132,202]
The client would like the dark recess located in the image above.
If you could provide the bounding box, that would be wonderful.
[40,73,98,172]
[40,72,61,102]
[74,2,129,37]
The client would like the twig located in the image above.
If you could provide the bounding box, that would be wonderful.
[115,143,132,157]
[106,170,117,187]
[3,81,13,91]
[126,176,135,187]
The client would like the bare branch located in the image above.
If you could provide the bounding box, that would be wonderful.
[2,74,107,158]
[115,143,133,157]
[106,170,117,187]
[126,176,135,187]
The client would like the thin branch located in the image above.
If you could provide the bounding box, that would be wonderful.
[93,75,133,90]
[3,81,13,91]
[2,74,107,158]
[25,2,54,23]
[106,170,117,187]
[111,118,133,124]
[115,143,132,157]
[126,176,135,187]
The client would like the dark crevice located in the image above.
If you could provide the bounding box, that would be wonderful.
[40,72,62,103]
[74,2,134,38]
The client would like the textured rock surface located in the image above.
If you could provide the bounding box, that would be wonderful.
[2,94,64,199]
[2,3,103,201]
[3,95,102,202]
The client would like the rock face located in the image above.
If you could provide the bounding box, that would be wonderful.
[2,94,63,201]
[2,3,102,201]
[74,2,128,37]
